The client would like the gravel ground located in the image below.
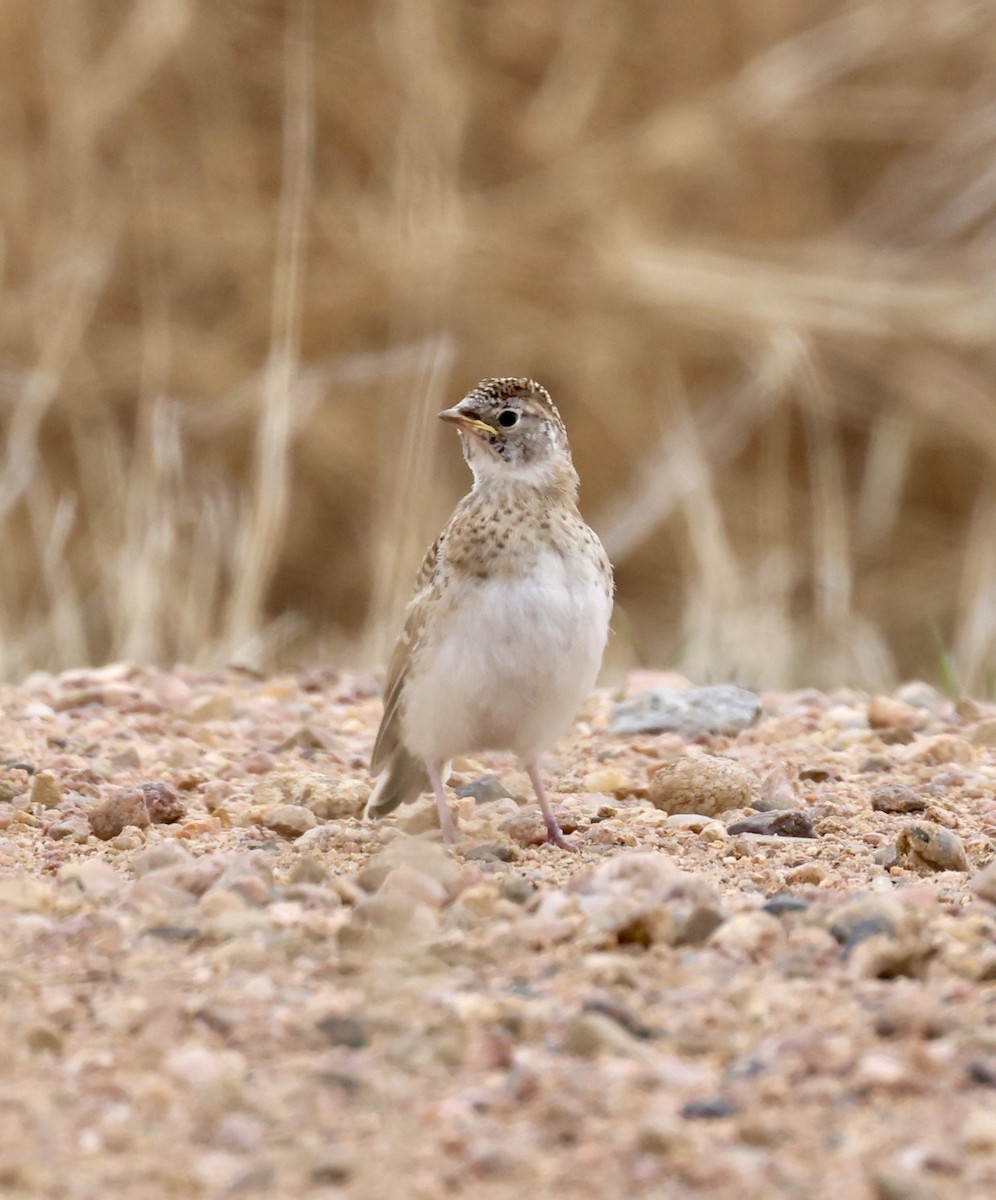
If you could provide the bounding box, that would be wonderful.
[0,664,994,1200]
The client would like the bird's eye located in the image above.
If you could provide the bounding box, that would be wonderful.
[497,409,518,428]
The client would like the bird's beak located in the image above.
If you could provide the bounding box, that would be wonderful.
[438,407,497,438]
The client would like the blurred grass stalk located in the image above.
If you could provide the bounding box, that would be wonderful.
[1,0,995,690]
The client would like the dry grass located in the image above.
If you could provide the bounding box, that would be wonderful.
[2,0,996,689]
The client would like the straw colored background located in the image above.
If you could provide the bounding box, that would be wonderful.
[2,0,995,689]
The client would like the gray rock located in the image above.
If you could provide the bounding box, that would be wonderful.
[763,894,809,916]
[726,811,816,838]
[610,684,761,738]
[454,774,514,803]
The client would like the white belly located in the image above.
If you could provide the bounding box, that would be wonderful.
[401,551,611,764]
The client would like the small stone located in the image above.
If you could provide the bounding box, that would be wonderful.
[186,693,234,722]
[911,735,972,766]
[454,775,514,804]
[708,911,785,959]
[828,896,932,980]
[141,781,187,824]
[131,843,194,877]
[648,757,754,817]
[763,894,808,916]
[893,681,945,711]
[499,874,534,904]
[785,862,825,886]
[896,822,969,873]
[868,696,927,732]
[301,777,370,820]
[970,861,996,904]
[464,843,517,862]
[871,784,926,814]
[968,719,996,748]
[562,1011,638,1057]
[288,856,327,885]
[860,756,895,773]
[871,1170,941,1200]
[635,1115,683,1155]
[582,768,635,797]
[110,746,142,769]
[610,684,761,737]
[799,765,840,782]
[453,884,500,918]
[752,767,803,811]
[726,811,815,838]
[263,805,317,839]
[88,789,150,840]
[962,1107,996,1149]
[30,771,63,808]
[317,1016,369,1049]
[680,1097,737,1120]
[572,852,725,947]
[874,845,900,868]
[46,814,90,843]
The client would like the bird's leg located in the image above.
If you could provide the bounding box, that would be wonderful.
[524,761,577,852]
[426,760,460,843]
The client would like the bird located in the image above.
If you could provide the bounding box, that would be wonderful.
[366,377,613,850]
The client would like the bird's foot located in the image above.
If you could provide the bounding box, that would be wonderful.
[436,801,460,844]
[544,822,579,853]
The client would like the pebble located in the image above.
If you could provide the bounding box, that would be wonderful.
[141,781,187,824]
[562,1010,639,1057]
[828,896,932,980]
[46,814,90,842]
[648,756,754,816]
[763,894,809,916]
[499,873,534,904]
[893,681,945,712]
[867,696,928,732]
[609,684,761,737]
[708,911,785,959]
[752,767,804,811]
[970,861,996,904]
[726,811,815,838]
[582,767,636,797]
[316,1016,369,1049]
[962,1107,996,1149]
[896,822,969,872]
[871,1170,942,1200]
[88,789,150,840]
[680,1097,737,1120]
[130,843,194,877]
[968,718,996,747]
[910,735,973,766]
[303,777,369,820]
[463,842,517,862]
[263,805,317,839]
[572,851,725,948]
[871,784,926,814]
[185,693,235,722]
[30,771,63,808]
[454,775,514,803]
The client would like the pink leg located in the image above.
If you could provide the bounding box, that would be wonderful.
[525,761,577,852]
[427,761,459,843]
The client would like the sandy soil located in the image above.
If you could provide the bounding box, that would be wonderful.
[0,665,994,1200]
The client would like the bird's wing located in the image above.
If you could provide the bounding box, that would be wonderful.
[370,534,442,776]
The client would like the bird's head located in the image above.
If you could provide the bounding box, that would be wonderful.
[439,377,575,490]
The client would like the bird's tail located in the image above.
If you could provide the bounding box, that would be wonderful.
[366,747,429,819]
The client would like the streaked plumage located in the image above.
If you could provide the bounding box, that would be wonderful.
[367,377,613,849]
